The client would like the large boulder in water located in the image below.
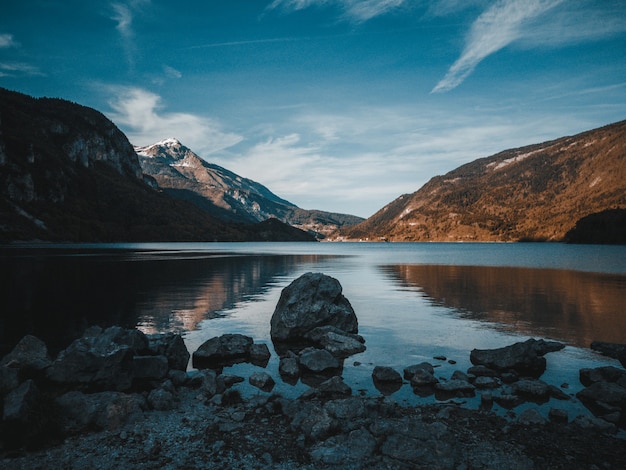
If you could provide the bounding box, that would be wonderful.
[270,273,358,344]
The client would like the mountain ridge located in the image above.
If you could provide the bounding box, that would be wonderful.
[336,120,626,243]
[136,138,363,237]
[0,87,316,242]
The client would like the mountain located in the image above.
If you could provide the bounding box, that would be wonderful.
[0,87,315,242]
[136,139,363,238]
[337,120,626,243]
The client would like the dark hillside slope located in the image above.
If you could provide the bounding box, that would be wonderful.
[0,88,314,242]
[339,120,626,242]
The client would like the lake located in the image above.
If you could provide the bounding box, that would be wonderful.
[2,242,625,418]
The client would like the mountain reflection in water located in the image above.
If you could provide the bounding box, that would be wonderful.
[383,264,626,348]
[0,249,328,356]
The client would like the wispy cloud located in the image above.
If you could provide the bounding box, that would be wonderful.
[267,0,407,23]
[0,62,43,77]
[105,86,243,155]
[0,33,18,48]
[432,0,564,93]
[109,0,150,71]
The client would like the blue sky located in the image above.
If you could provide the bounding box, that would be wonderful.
[1,0,625,217]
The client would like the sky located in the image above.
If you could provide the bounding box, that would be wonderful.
[1,1,625,218]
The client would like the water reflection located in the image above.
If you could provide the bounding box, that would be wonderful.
[382,264,626,348]
[0,249,328,355]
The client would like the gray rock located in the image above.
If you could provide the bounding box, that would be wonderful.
[548,407,568,423]
[518,408,547,425]
[192,334,253,369]
[451,370,470,382]
[372,366,402,383]
[323,397,366,423]
[0,365,20,395]
[299,347,340,374]
[310,427,377,465]
[474,376,500,389]
[572,415,617,434]
[548,384,571,401]
[403,362,434,380]
[279,355,300,380]
[46,331,134,391]
[579,366,626,387]
[270,272,358,342]
[249,371,275,392]
[133,355,169,380]
[511,379,550,400]
[302,376,352,400]
[313,329,366,357]
[249,343,271,367]
[1,335,51,372]
[290,402,334,441]
[55,390,145,433]
[94,326,149,355]
[2,379,40,425]
[577,381,626,409]
[148,387,177,410]
[590,341,626,359]
[147,333,190,371]
[470,338,564,378]
[410,368,439,387]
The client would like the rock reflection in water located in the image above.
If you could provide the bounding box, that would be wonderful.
[383,264,626,348]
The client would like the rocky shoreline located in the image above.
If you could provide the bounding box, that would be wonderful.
[2,273,626,468]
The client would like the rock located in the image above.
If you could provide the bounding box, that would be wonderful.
[147,333,190,371]
[2,379,41,431]
[579,366,626,387]
[548,384,571,401]
[474,376,500,389]
[133,355,169,380]
[572,415,617,434]
[518,408,547,425]
[493,394,524,409]
[470,338,564,378]
[299,348,340,374]
[372,366,402,384]
[0,335,52,377]
[435,379,475,397]
[306,327,366,357]
[577,381,626,412]
[55,390,145,433]
[290,402,334,441]
[372,366,403,395]
[1,335,51,373]
[323,397,366,425]
[548,408,568,423]
[310,427,377,465]
[192,334,253,369]
[590,341,626,359]
[249,343,271,367]
[249,372,275,392]
[451,370,470,382]
[0,366,20,395]
[403,362,434,380]
[199,370,223,397]
[46,330,135,391]
[410,368,439,387]
[279,355,300,381]
[302,376,352,400]
[93,326,149,355]
[168,369,187,387]
[270,273,358,343]
[511,379,550,400]
[148,387,177,411]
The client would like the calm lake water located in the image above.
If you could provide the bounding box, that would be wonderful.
[2,242,625,418]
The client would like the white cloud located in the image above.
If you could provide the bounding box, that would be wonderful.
[105,86,243,155]
[0,62,43,77]
[267,0,406,23]
[432,0,564,93]
[0,33,18,48]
